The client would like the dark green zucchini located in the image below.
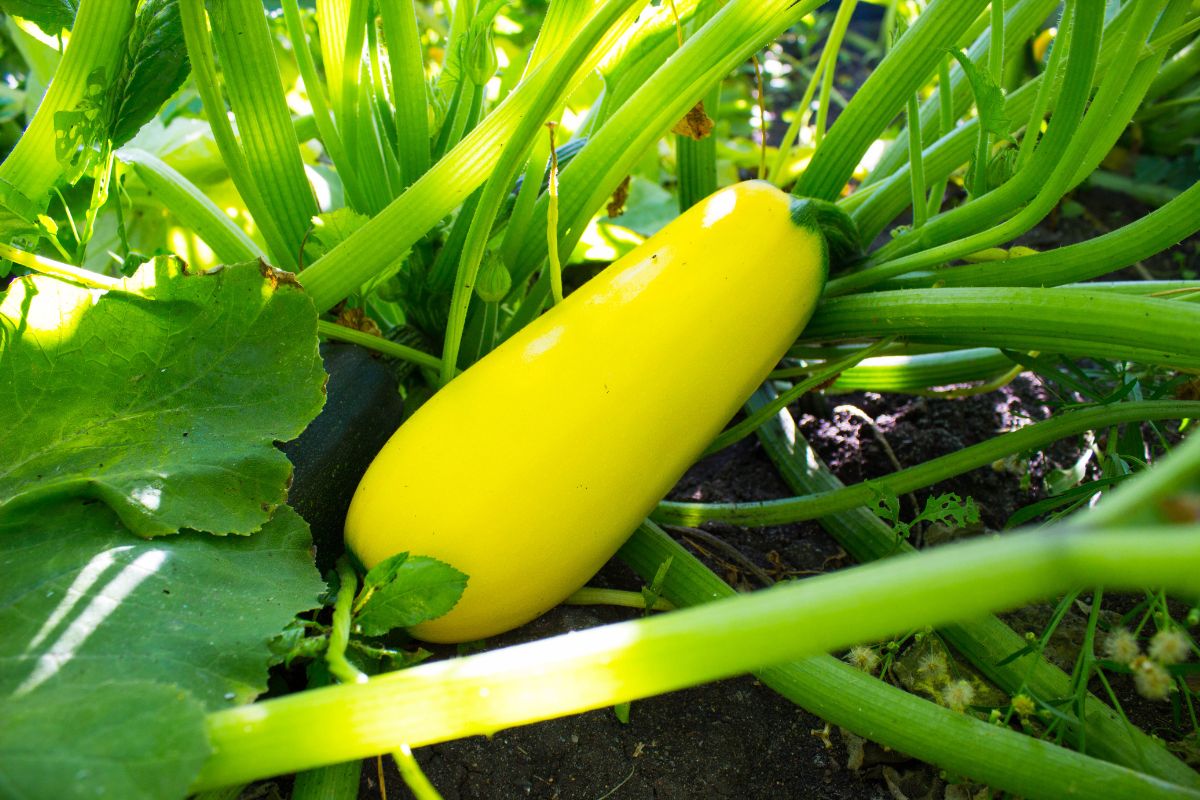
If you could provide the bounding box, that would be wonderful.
[280,343,404,572]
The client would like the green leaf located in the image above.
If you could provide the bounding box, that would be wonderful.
[303,208,371,264]
[109,0,191,148]
[947,49,1009,137]
[53,66,109,184]
[0,502,324,706]
[354,556,468,637]
[0,679,209,800]
[0,0,79,34]
[0,257,324,537]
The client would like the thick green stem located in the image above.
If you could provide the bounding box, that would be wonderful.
[885,178,1200,289]
[195,525,1200,791]
[118,148,265,264]
[656,400,1200,527]
[619,523,1200,800]
[802,287,1200,371]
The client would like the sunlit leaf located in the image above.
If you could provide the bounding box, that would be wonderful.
[354,556,468,636]
[0,502,323,706]
[0,257,324,536]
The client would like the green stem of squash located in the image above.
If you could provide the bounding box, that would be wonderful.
[802,286,1200,370]
[193,525,1200,794]
[655,399,1200,528]
[882,178,1200,289]
[795,0,991,200]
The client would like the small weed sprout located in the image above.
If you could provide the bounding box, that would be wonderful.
[1131,656,1174,701]
[846,645,881,674]
[1011,694,1037,718]
[1103,628,1141,666]
[1147,629,1192,665]
[942,680,976,713]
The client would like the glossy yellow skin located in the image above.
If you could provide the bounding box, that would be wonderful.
[345,181,826,642]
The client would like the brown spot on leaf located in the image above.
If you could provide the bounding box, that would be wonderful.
[258,259,303,290]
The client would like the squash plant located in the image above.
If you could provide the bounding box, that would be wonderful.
[0,1,1198,799]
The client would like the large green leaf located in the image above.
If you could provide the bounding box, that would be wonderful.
[0,680,209,800]
[0,257,324,536]
[0,502,324,706]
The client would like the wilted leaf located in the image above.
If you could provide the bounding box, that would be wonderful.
[671,101,714,141]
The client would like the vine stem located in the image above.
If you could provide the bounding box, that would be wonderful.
[194,525,1200,791]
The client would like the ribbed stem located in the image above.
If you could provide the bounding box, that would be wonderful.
[802,287,1200,371]
[194,526,1200,791]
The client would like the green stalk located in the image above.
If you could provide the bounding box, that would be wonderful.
[618,523,1200,800]
[179,0,301,270]
[829,347,1015,393]
[327,558,366,685]
[317,321,444,373]
[852,3,1142,242]
[205,0,320,270]
[863,0,1059,188]
[656,400,1200,527]
[296,0,641,311]
[335,0,369,173]
[438,0,644,385]
[924,56,955,217]
[672,0,722,205]
[317,0,350,116]
[281,0,367,213]
[704,338,894,456]
[507,0,827,289]
[813,0,858,147]
[393,746,441,799]
[118,148,265,264]
[1076,433,1200,529]
[748,388,1200,787]
[675,88,719,211]
[0,241,123,290]
[886,178,1200,289]
[794,0,991,200]
[906,92,928,227]
[833,0,1171,296]
[379,0,432,188]
[802,287,1200,371]
[194,525,1200,792]
[989,1,1004,84]
[0,0,135,217]
[1015,1,1073,171]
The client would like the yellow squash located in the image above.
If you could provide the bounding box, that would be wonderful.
[346,181,828,642]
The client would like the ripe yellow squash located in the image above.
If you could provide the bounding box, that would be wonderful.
[346,181,829,642]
